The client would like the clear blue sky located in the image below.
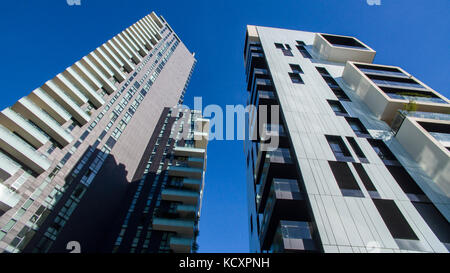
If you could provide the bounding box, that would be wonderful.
[0,0,448,253]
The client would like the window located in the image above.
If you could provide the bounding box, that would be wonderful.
[316,67,350,101]
[327,100,348,116]
[274,43,294,56]
[373,199,418,240]
[289,64,303,74]
[326,135,353,162]
[328,161,363,197]
[386,165,429,202]
[353,163,380,198]
[367,139,398,163]
[296,41,312,58]
[289,72,304,84]
[345,117,370,137]
[346,137,368,163]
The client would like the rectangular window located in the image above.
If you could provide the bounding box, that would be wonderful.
[346,137,368,163]
[295,41,312,58]
[373,199,418,240]
[327,100,348,116]
[326,135,354,162]
[316,67,350,101]
[345,117,370,137]
[353,163,380,198]
[367,139,398,164]
[386,165,429,202]
[289,64,303,74]
[328,161,363,197]
[275,43,294,56]
[289,72,304,84]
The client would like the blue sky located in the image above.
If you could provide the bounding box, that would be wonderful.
[0,0,449,253]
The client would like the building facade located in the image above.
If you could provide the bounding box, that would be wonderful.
[0,12,208,253]
[243,25,450,253]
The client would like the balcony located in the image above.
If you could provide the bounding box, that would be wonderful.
[41,81,90,125]
[161,188,200,205]
[169,236,192,253]
[0,183,21,213]
[187,157,204,168]
[313,33,376,63]
[63,67,106,109]
[173,146,205,158]
[167,165,203,180]
[269,221,316,253]
[28,88,72,125]
[181,178,202,191]
[176,204,197,218]
[342,62,450,125]
[0,108,49,149]
[394,116,450,199]
[12,97,73,147]
[0,151,21,181]
[258,179,310,251]
[0,125,51,175]
[152,217,195,236]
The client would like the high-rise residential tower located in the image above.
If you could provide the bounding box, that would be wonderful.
[243,25,449,253]
[0,12,209,253]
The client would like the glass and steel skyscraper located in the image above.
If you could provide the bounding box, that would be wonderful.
[243,25,449,253]
[0,12,209,253]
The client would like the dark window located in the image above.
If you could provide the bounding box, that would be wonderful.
[326,135,354,162]
[274,43,284,49]
[321,34,367,49]
[353,163,380,198]
[412,202,450,244]
[367,139,398,163]
[345,117,369,137]
[327,100,348,116]
[373,199,419,240]
[328,161,363,197]
[289,72,304,84]
[386,165,429,202]
[347,137,368,163]
[289,64,303,74]
[316,67,350,101]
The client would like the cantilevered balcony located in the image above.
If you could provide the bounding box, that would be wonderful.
[258,179,311,251]
[28,88,72,125]
[176,204,197,218]
[343,62,450,125]
[167,165,203,180]
[181,178,202,191]
[161,188,200,205]
[268,220,317,253]
[187,157,204,168]
[152,217,195,236]
[173,146,205,158]
[169,236,192,253]
[0,183,21,213]
[0,125,51,175]
[0,108,49,149]
[313,33,376,63]
[11,98,73,147]
[41,81,90,125]
[0,150,21,181]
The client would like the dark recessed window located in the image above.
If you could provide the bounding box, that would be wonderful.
[328,161,363,197]
[327,100,348,116]
[289,72,304,84]
[373,199,419,240]
[295,41,312,58]
[274,43,294,56]
[347,137,368,163]
[367,139,398,164]
[345,117,370,137]
[326,135,354,162]
[412,202,450,245]
[289,64,303,74]
[386,165,429,202]
[353,163,380,199]
[316,67,350,101]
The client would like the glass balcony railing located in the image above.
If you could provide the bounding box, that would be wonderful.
[386,93,448,104]
[372,79,426,90]
[401,111,450,121]
[332,44,369,50]
[429,132,450,147]
[359,67,406,78]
